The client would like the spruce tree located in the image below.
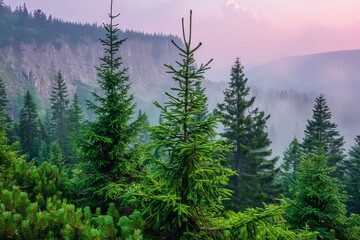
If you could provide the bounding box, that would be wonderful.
[302,94,345,179]
[280,136,302,196]
[125,11,234,239]
[194,81,210,122]
[286,150,348,239]
[48,141,64,170]
[78,0,142,210]
[66,93,84,164]
[68,93,83,138]
[344,136,360,214]
[0,110,16,167]
[0,77,8,113]
[50,71,70,155]
[0,76,14,142]
[137,110,150,144]
[36,110,51,165]
[19,90,40,160]
[215,58,280,211]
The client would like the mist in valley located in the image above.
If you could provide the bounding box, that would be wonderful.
[207,50,360,160]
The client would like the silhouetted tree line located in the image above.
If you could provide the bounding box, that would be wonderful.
[0,2,179,48]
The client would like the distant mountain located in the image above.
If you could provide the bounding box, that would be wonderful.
[247,49,360,95]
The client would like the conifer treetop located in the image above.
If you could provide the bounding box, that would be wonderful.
[302,94,345,178]
[77,0,141,210]
[155,10,214,143]
[127,11,234,239]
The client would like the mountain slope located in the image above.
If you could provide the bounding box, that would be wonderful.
[247,49,360,95]
[0,3,186,121]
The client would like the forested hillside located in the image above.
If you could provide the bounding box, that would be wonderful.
[0,2,183,121]
[0,1,359,239]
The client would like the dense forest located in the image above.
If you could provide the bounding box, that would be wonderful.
[0,1,176,47]
[0,1,359,239]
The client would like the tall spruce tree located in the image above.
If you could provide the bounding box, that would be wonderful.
[215,58,280,211]
[344,136,360,214]
[66,93,84,164]
[36,109,51,165]
[286,150,348,239]
[50,71,69,155]
[19,90,40,160]
[125,11,234,239]
[137,110,150,144]
[67,93,83,138]
[302,95,345,179]
[280,136,302,196]
[0,77,15,142]
[0,77,8,113]
[78,0,143,210]
[0,113,17,169]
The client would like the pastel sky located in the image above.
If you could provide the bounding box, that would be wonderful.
[4,0,360,70]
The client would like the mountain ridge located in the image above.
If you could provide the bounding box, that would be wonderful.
[246,49,360,93]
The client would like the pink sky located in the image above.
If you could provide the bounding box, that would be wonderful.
[4,0,360,71]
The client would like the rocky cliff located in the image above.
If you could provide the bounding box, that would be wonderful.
[0,3,226,123]
[0,35,181,101]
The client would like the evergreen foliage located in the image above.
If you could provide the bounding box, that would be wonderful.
[67,93,84,139]
[0,187,144,239]
[280,137,302,196]
[0,2,103,47]
[302,95,346,179]
[77,1,143,210]
[137,110,150,144]
[0,118,143,239]
[18,90,41,161]
[0,77,8,113]
[50,71,70,156]
[0,2,359,238]
[48,141,65,171]
[66,93,84,164]
[0,154,67,206]
[215,58,280,211]
[0,2,179,50]
[0,121,66,206]
[344,136,360,214]
[213,203,317,239]
[125,11,234,239]
[0,112,18,168]
[286,151,349,239]
[0,77,15,143]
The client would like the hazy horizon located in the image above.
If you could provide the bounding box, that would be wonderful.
[4,0,360,77]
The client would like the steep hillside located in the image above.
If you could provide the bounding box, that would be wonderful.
[0,3,186,121]
[0,3,230,125]
[0,37,180,105]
